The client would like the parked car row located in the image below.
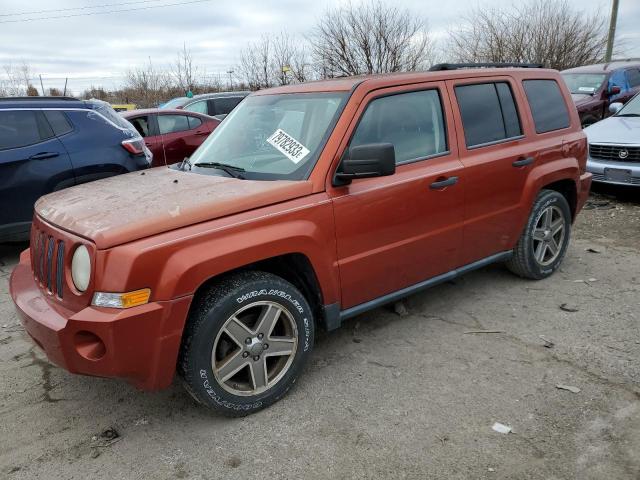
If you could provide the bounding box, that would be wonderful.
[10,63,592,415]
[0,97,152,242]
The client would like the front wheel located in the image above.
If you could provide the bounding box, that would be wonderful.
[178,271,314,416]
[506,189,572,280]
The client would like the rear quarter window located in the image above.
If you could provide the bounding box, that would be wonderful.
[522,79,570,134]
[44,110,73,136]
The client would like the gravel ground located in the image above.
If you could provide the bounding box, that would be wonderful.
[1,190,639,480]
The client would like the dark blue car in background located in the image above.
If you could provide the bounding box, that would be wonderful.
[0,97,152,242]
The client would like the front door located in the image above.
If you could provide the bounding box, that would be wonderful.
[330,84,465,309]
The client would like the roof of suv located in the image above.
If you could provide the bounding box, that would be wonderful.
[562,60,640,74]
[255,67,560,95]
[0,96,101,109]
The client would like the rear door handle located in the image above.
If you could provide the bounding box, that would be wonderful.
[512,157,534,167]
[29,152,60,160]
[429,176,458,190]
[194,131,209,136]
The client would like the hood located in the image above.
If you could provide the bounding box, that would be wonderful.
[35,168,313,249]
[571,93,592,105]
[584,116,640,145]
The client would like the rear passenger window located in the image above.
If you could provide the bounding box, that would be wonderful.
[350,89,448,164]
[523,79,570,133]
[455,82,522,147]
[44,111,73,136]
[187,116,202,129]
[158,115,190,134]
[0,111,53,150]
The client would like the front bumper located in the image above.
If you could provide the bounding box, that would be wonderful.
[9,250,192,390]
[587,158,640,186]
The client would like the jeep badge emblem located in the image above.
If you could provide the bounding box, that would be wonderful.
[618,149,629,159]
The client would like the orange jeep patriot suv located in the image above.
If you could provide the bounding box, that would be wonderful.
[10,63,592,415]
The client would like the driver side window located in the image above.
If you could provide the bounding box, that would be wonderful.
[350,89,448,164]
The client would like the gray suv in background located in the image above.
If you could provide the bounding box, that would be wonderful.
[160,91,249,119]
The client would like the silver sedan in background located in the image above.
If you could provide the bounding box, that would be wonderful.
[585,93,640,187]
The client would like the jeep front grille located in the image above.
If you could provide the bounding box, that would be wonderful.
[31,226,66,299]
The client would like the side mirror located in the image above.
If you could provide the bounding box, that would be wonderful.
[608,85,621,96]
[609,102,624,114]
[334,143,396,185]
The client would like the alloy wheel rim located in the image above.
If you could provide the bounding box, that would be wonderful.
[532,205,565,266]
[212,301,298,396]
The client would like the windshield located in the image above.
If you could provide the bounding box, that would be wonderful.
[189,92,347,180]
[561,73,607,95]
[616,93,640,116]
[161,97,188,109]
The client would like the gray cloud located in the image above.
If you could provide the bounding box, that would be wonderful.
[1,0,638,95]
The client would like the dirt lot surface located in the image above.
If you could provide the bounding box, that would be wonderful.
[1,190,639,480]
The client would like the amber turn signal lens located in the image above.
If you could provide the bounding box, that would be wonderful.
[92,288,151,309]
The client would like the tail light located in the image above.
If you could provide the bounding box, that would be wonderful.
[122,137,145,155]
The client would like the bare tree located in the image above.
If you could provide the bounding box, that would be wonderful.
[1,62,33,96]
[239,32,311,90]
[123,58,170,107]
[449,0,609,70]
[239,35,273,90]
[172,43,198,94]
[310,0,434,77]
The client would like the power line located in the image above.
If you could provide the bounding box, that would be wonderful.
[0,0,169,17]
[0,0,213,24]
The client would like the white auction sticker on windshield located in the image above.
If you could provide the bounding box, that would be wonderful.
[266,129,310,164]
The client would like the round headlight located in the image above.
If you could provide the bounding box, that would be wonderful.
[71,245,91,292]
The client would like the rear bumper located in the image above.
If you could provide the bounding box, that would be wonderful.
[576,172,592,215]
[9,252,192,390]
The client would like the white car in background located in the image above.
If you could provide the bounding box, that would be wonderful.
[585,93,640,187]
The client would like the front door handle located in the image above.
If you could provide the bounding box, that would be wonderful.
[29,152,60,160]
[429,176,458,190]
[512,156,534,167]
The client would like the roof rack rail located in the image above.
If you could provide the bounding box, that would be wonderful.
[0,96,79,101]
[429,62,544,71]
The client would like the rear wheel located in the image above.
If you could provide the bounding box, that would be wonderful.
[507,190,572,279]
[178,271,314,416]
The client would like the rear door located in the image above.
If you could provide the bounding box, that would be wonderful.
[0,109,73,233]
[330,83,465,309]
[447,77,535,265]
[157,113,194,164]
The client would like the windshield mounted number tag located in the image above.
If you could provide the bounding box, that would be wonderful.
[266,129,310,164]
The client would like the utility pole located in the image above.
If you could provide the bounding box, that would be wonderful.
[227,70,234,91]
[604,0,620,63]
[39,74,45,96]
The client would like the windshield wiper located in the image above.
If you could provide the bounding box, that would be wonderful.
[194,162,246,179]
[616,113,640,117]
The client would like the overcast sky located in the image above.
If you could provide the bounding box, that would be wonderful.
[1,0,639,94]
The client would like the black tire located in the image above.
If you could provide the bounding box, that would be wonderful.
[178,271,314,416]
[506,189,572,280]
